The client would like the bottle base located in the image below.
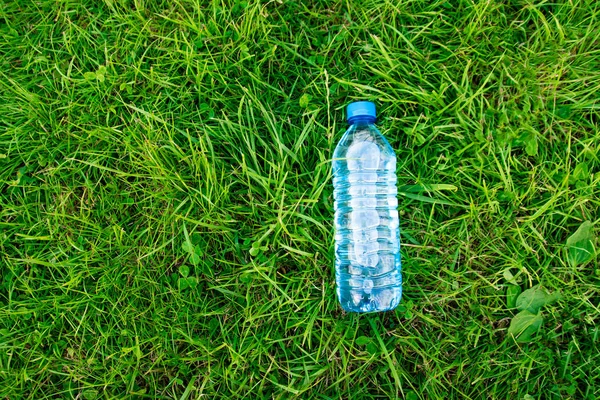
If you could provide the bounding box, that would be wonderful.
[338,287,402,313]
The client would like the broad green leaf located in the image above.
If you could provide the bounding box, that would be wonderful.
[178,278,190,290]
[181,241,194,254]
[189,252,201,265]
[249,247,260,257]
[525,132,538,156]
[516,285,560,313]
[573,162,590,181]
[566,221,596,267]
[193,244,204,257]
[508,310,543,343]
[299,94,310,108]
[366,342,379,355]
[179,265,190,278]
[355,336,371,346]
[84,71,96,81]
[186,276,198,289]
[191,233,202,245]
[406,391,419,400]
[83,390,98,400]
[506,285,521,308]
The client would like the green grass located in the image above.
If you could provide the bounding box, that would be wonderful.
[1,0,599,398]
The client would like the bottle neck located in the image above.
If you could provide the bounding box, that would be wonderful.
[348,116,376,125]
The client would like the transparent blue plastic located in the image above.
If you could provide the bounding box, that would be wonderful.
[333,104,402,313]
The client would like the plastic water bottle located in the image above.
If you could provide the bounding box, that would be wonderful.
[333,101,402,312]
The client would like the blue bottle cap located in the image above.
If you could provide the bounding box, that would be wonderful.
[346,101,376,123]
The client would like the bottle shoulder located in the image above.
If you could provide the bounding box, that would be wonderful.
[333,124,396,173]
[333,124,395,158]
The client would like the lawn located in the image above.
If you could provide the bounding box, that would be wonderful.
[1,0,599,398]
